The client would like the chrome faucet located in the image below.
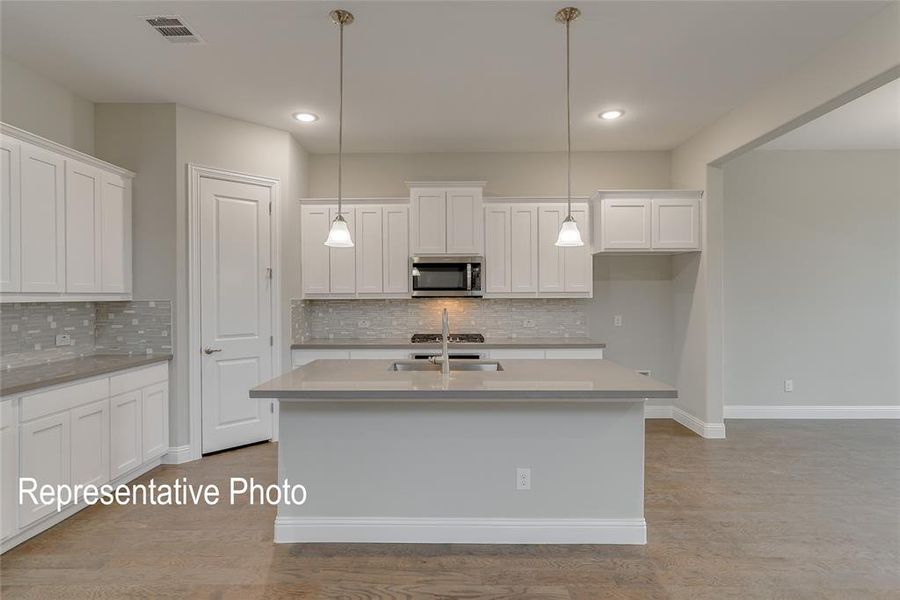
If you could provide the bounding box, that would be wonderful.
[429,308,451,376]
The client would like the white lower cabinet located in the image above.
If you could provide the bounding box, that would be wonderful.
[109,391,142,479]
[292,346,604,366]
[292,349,350,368]
[487,348,604,360]
[2,362,169,551]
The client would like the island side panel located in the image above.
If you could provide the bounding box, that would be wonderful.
[275,399,646,544]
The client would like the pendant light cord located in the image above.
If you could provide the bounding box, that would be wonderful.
[565,17,572,218]
[337,19,344,217]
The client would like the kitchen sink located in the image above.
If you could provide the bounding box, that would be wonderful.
[389,360,504,372]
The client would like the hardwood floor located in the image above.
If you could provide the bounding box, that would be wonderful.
[2,420,898,599]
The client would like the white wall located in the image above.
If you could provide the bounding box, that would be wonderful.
[723,149,900,408]
[0,54,95,154]
[308,151,670,197]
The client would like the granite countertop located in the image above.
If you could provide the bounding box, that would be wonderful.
[251,358,675,401]
[291,337,606,350]
[1,354,173,397]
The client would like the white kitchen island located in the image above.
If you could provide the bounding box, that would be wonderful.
[250,359,676,545]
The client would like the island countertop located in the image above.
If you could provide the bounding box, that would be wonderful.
[251,358,676,401]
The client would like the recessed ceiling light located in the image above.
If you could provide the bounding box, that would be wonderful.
[293,112,319,123]
[600,109,625,120]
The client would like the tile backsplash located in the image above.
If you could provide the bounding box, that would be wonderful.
[1,301,172,370]
[293,298,588,342]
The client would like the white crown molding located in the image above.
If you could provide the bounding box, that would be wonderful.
[1,122,136,178]
[275,516,646,545]
[725,405,900,419]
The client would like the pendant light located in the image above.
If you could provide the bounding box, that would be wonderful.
[324,9,355,248]
[554,7,584,247]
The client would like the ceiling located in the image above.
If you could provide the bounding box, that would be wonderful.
[0,1,889,153]
[763,78,900,150]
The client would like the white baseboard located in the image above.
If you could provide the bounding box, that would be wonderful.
[644,405,673,419]
[672,406,727,439]
[162,444,196,464]
[725,405,900,419]
[274,516,646,545]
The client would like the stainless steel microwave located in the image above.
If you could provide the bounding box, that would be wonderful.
[410,256,483,297]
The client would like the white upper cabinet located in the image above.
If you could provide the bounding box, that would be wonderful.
[484,205,511,293]
[593,190,702,253]
[562,205,591,292]
[329,206,356,294]
[538,203,591,294]
[1,124,135,302]
[355,205,383,294]
[20,141,66,293]
[509,205,538,293]
[382,205,409,294]
[409,183,484,255]
[652,196,701,250]
[0,136,21,293]
[301,205,331,295]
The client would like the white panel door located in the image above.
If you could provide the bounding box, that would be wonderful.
[382,205,409,294]
[446,188,483,254]
[71,399,110,488]
[602,198,651,250]
[538,205,565,293]
[329,206,356,294]
[484,205,510,293]
[563,204,592,293]
[65,160,102,293]
[652,197,700,250]
[0,136,21,292]
[141,382,168,461]
[0,402,18,540]
[510,204,538,293]
[100,173,131,292]
[411,189,446,254]
[19,412,71,526]
[110,390,141,478]
[20,142,65,292]
[355,206,383,294]
[301,205,331,294]
[200,176,273,454]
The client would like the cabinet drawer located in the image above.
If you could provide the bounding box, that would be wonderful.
[292,349,350,368]
[0,399,15,428]
[109,363,168,396]
[20,378,109,423]
[545,348,604,359]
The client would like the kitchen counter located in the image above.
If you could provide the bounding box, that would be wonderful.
[251,358,674,401]
[290,337,606,350]
[1,354,173,396]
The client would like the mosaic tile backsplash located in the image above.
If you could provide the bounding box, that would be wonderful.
[293,298,588,342]
[1,301,172,370]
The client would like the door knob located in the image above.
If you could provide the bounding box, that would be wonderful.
[203,347,223,355]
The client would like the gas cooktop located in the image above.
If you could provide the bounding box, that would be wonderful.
[411,333,485,344]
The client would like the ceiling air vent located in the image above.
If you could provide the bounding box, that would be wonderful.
[144,16,204,44]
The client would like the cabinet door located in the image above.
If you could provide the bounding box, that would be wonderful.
[601,198,651,250]
[382,205,409,294]
[652,197,700,250]
[19,412,71,527]
[100,173,131,293]
[446,188,483,254]
[292,349,350,368]
[71,399,110,488]
[301,205,331,294]
[329,207,356,294]
[538,205,565,293]
[484,205,510,293]
[1,401,18,540]
[563,204,591,292]
[510,205,538,293]
[20,142,65,292]
[65,160,102,293]
[110,391,141,479]
[355,206,383,294]
[141,382,168,462]
[410,189,446,254]
[0,136,21,293]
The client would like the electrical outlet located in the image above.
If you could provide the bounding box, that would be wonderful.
[614,315,623,327]
[523,319,536,328]
[784,379,794,392]
[357,319,370,329]
[55,334,72,347]
[516,467,531,491]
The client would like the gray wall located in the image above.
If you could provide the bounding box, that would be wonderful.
[723,149,900,407]
[0,54,95,154]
